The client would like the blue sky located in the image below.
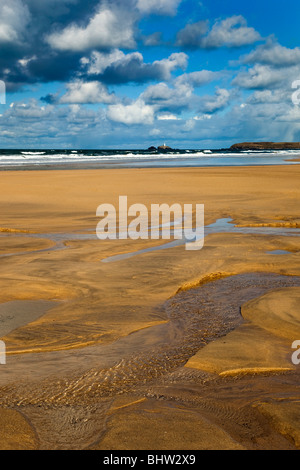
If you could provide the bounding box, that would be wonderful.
[1,0,300,148]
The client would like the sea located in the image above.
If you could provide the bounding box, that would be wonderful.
[0,148,299,169]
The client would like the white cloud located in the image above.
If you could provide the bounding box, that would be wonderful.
[199,88,231,113]
[232,64,291,89]
[18,55,37,68]
[60,80,116,104]
[174,70,218,87]
[7,100,53,119]
[177,15,261,49]
[107,99,155,124]
[142,69,216,113]
[143,82,175,101]
[203,16,261,48]
[137,0,181,16]
[155,53,188,78]
[0,0,31,43]
[0,98,111,147]
[142,81,193,111]
[277,105,300,123]
[81,49,125,75]
[246,89,289,105]
[47,5,136,51]
[157,113,181,120]
[243,41,300,67]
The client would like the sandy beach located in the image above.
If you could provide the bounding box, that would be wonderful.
[0,164,300,450]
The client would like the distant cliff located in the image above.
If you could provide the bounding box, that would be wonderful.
[230,142,300,150]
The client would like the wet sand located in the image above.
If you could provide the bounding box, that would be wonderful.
[0,301,58,337]
[0,165,299,449]
[285,157,300,162]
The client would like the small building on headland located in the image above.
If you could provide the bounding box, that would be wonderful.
[147,144,173,151]
[158,144,172,150]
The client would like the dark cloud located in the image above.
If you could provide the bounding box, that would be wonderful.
[40,94,57,104]
[26,0,84,18]
[27,53,82,83]
[81,51,188,84]
[176,21,209,49]
[0,0,137,89]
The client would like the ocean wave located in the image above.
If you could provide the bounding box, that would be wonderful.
[21,151,46,155]
[0,148,299,168]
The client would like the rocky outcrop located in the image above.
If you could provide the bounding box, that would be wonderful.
[158,144,172,151]
[230,142,300,150]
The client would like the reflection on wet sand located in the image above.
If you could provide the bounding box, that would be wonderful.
[1,217,299,263]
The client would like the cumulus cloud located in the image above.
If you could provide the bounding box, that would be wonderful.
[0,98,111,147]
[81,50,188,83]
[177,15,261,49]
[107,99,155,124]
[5,99,53,119]
[232,64,291,89]
[204,16,261,48]
[0,0,31,43]
[59,80,116,104]
[233,37,300,93]
[141,69,217,113]
[243,40,300,67]
[154,53,188,78]
[174,70,218,87]
[176,21,209,49]
[81,49,126,75]
[0,1,103,89]
[3,0,300,148]
[137,0,182,16]
[246,89,290,105]
[47,4,136,51]
[142,81,193,112]
[198,88,231,114]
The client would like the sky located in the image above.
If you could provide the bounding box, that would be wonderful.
[1,0,300,149]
